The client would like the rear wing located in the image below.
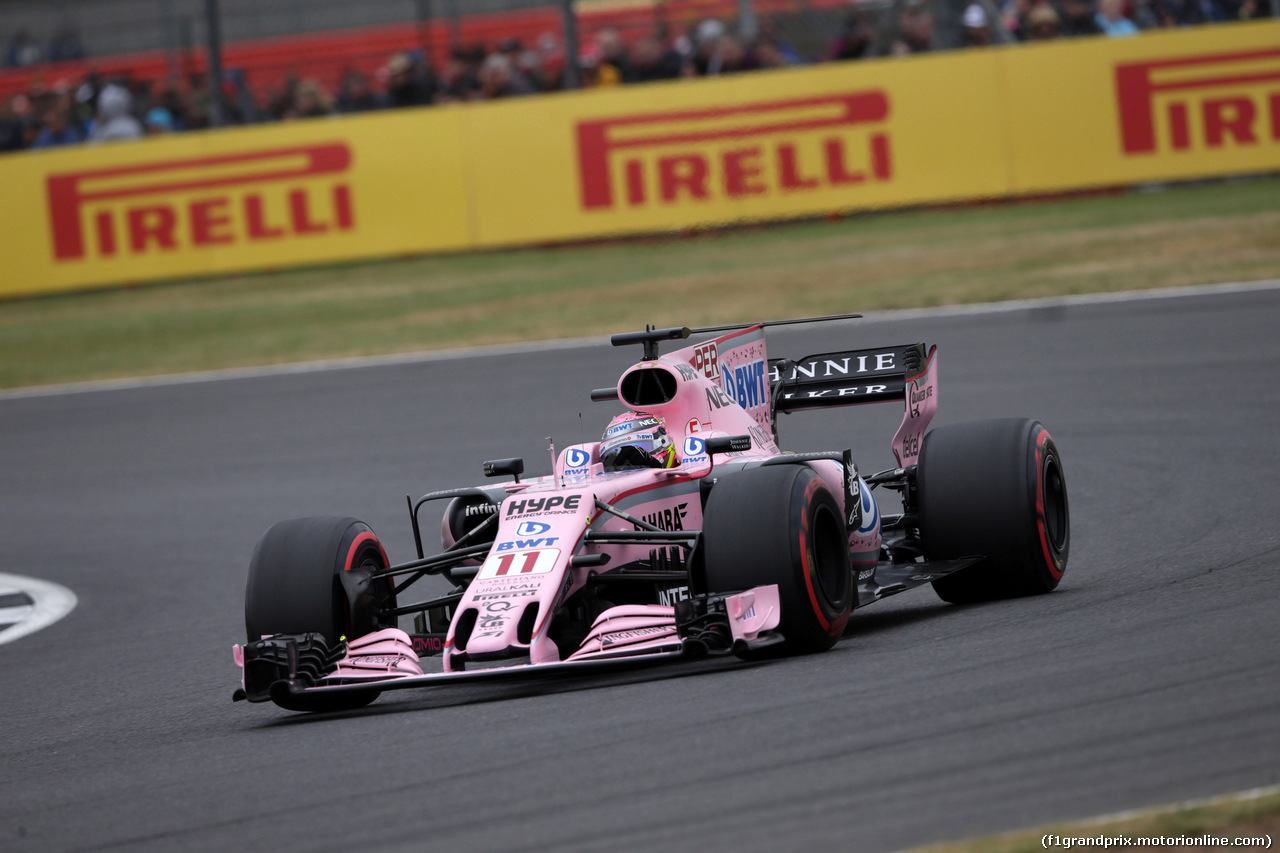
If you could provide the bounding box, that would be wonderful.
[769,343,930,413]
[770,342,939,467]
[604,316,937,467]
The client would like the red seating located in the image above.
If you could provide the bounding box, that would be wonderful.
[0,0,846,103]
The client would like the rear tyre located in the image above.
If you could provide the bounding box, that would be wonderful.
[918,419,1069,604]
[702,465,853,653]
[245,516,395,711]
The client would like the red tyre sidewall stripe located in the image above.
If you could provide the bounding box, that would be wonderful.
[343,530,386,572]
[798,527,831,633]
[798,478,835,635]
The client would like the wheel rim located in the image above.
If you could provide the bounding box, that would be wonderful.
[341,545,392,638]
[1042,452,1068,554]
[810,503,850,606]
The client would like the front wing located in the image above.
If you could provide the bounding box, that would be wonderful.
[234,585,781,704]
[234,555,979,706]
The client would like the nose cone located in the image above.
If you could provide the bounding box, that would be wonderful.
[447,546,563,666]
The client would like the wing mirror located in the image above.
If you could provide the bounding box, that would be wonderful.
[704,435,751,455]
[483,457,524,482]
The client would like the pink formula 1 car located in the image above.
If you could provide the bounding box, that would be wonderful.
[233,314,1070,712]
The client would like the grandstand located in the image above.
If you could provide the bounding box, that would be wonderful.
[0,0,852,103]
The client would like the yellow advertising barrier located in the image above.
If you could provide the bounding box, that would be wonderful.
[0,109,472,298]
[1,20,1276,298]
[464,48,1012,246]
[468,20,1279,247]
[1005,22,1280,191]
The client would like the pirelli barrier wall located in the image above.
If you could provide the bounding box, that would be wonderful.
[2,22,1278,298]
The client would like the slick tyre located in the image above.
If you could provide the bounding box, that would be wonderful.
[702,465,853,653]
[245,516,395,712]
[918,419,1069,604]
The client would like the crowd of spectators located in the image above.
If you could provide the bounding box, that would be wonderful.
[961,0,1267,42]
[0,0,1270,155]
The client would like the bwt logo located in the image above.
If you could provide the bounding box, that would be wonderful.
[723,360,768,410]
[576,91,892,211]
[46,142,355,262]
[1116,47,1280,156]
[515,521,552,537]
[683,436,706,458]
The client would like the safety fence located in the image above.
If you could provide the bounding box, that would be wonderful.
[1,21,1276,298]
[0,0,856,104]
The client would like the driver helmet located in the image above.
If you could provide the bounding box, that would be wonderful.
[600,412,676,472]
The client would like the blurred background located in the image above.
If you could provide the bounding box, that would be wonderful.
[1,0,1272,147]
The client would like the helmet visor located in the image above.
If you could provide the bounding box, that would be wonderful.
[600,443,664,471]
[599,426,671,471]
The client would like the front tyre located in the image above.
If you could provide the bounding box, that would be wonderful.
[702,465,853,653]
[244,516,395,711]
[918,419,1069,603]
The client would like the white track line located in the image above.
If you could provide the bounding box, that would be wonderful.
[1064,782,1280,829]
[902,783,1280,852]
[0,573,77,646]
[857,277,1280,325]
[2,278,1277,403]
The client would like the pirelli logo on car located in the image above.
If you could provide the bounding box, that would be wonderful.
[46,142,355,262]
[1115,47,1280,157]
[574,91,892,212]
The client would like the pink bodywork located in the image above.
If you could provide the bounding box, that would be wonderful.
[233,627,423,695]
[238,324,925,694]
[892,345,938,468]
[567,605,680,661]
[562,585,782,662]
[330,628,423,680]
[441,326,784,672]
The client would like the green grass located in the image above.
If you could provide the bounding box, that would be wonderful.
[907,786,1280,852]
[2,177,1277,389]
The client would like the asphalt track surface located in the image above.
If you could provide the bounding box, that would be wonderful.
[2,285,1278,852]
